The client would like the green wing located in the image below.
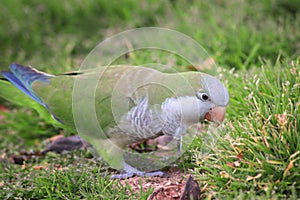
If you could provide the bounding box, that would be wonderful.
[0,78,61,127]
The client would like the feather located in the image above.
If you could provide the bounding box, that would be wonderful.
[2,63,53,108]
[1,62,229,177]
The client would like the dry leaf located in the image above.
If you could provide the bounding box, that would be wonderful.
[0,105,9,112]
[187,58,216,71]
[283,160,295,177]
[246,173,262,181]
[42,135,85,154]
[48,134,64,142]
[226,162,235,168]
[180,176,201,200]
[34,165,47,170]
[236,152,243,159]
[219,171,230,179]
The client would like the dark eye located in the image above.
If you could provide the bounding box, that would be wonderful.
[196,91,210,101]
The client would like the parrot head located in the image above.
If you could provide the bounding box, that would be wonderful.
[161,72,229,156]
[172,72,229,127]
[161,71,229,140]
[198,73,229,125]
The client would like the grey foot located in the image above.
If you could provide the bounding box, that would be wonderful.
[110,171,165,179]
[110,161,167,179]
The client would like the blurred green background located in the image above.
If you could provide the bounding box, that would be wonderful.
[0,0,299,72]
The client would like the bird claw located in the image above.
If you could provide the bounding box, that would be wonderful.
[110,171,166,179]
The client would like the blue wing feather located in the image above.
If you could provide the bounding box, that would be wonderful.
[2,63,66,123]
[2,63,54,107]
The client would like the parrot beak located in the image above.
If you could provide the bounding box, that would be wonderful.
[205,106,226,125]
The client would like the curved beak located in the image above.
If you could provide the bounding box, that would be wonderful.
[205,106,226,125]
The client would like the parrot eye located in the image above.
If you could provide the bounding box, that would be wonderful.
[196,91,210,101]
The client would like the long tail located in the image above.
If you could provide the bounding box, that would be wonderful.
[1,63,54,108]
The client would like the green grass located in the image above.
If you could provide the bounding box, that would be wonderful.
[0,0,299,199]
[188,58,300,199]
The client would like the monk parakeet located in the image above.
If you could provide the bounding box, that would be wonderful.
[1,63,229,178]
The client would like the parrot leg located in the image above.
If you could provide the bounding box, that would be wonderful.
[174,127,185,156]
[110,162,165,179]
[176,136,183,157]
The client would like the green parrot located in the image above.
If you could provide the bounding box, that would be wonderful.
[1,63,229,178]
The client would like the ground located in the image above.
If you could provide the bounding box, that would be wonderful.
[0,0,299,199]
